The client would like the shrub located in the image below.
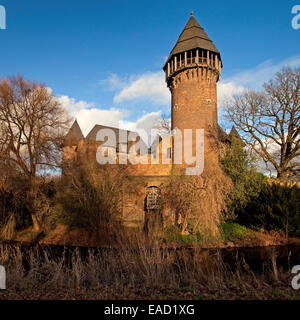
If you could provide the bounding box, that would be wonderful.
[0,174,58,239]
[221,136,268,220]
[163,225,194,244]
[0,175,32,237]
[222,136,300,237]
[57,163,128,237]
[162,151,231,240]
[238,183,300,237]
[221,222,255,240]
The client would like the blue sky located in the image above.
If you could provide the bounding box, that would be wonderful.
[0,0,300,135]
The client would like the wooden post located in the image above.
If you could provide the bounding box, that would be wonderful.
[174,56,177,71]
[207,50,210,66]
[184,51,187,66]
[167,62,170,77]
[196,49,199,64]
[271,248,279,282]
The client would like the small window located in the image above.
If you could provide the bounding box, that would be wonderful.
[174,104,178,111]
[207,99,211,105]
[207,77,210,84]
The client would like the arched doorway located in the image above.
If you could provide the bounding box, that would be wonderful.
[144,186,163,235]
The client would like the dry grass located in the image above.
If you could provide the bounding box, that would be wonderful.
[0,233,298,300]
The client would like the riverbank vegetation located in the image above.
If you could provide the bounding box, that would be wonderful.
[0,240,299,300]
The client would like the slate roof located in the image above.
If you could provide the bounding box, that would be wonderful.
[86,124,149,154]
[64,120,84,146]
[86,124,137,144]
[164,12,221,69]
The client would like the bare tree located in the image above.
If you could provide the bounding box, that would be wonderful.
[0,75,71,230]
[225,67,300,181]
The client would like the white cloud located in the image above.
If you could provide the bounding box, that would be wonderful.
[113,71,170,106]
[98,73,122,90]
[57,95,127,136]
[218,54,300,108]
[129,111,162,146]
[227,55,300,89]
[58,54,300,140]
[58,95,95,115]
[73,108,129,137]
[105,54,300,110]
[217,82,246,108]
[58,94,162,140]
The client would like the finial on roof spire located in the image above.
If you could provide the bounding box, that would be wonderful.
[191,11,194,16]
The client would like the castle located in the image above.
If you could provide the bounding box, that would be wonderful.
[63,12,237,230]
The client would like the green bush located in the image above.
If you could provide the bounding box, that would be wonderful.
[237,183,300,237]
[221,136,268,220]
[222,136,300,237]
[221,222,255,240]
[163,225,194,244]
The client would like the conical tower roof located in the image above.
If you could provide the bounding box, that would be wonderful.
[164,12,221,68]
[64,119,84,146]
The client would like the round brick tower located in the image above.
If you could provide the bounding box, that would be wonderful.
[163,12,222,170]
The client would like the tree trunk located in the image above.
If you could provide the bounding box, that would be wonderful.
[28,177,40,232]
[271,254,279,282]
[277,170,289,182]
[31,213,40,232]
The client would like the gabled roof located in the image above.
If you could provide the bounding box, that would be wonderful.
[64,120,84,146]
[86,124,149,153]
[164,12,221,68]
[86,124,137,143]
